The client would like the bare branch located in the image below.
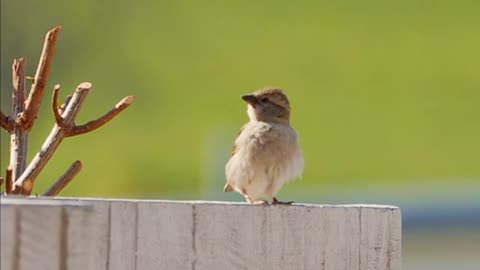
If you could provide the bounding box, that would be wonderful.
[43,160,82,196]
[0,111,13,132]
[12,82,91,195]
[68,95,135,137]
[10,58,28,181]
[21,26,61,130]
[59,95,72,115]
[6,167,13,194]
[52,84,67,128]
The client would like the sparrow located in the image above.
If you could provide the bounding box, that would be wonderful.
[224,88,304,204]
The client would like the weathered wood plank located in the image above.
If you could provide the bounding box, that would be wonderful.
[108,201,138,270]
[388,207,402,269]
[360,207,400,270]
[136,201,194,270]
[304,206,361,270]
[0,205,16,270]
[262,205,307,270]
[61,198,110,270]
[18,205,62,270]
[194,203,266,269]
[0,198,94,270]
[65,205,95,270]
[90,201,110,270]
[0,198,401,270]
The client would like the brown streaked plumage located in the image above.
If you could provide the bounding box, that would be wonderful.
[224,88,304,205]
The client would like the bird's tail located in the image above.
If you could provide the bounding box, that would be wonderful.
[223,183,234,192]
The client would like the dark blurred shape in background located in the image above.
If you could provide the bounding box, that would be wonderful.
[1,1,479,269]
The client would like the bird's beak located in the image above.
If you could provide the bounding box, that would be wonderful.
[241,94,258,107]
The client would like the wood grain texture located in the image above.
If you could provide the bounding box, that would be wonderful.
[17,206,62,270]
[0,198,94,270]
[194,203,266,269]
[108,201,138,270]
[136,201,194,270]
[0,198,401,270]
[65,205,95,270]
[387,207,402,270]
[82,200,110,270]
[0,205,16,270]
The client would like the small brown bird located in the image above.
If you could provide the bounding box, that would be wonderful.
[224,88,304,204]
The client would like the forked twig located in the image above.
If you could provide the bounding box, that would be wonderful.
[68,96,135,136]
[6,26,134,196]
[12,83,91,195]
[43,160,82,196]
[12,82,134,195]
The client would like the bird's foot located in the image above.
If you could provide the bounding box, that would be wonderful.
[246,198,269,205]
[253,200,269,205]
[244,192,269,205]
[272,197,294,205]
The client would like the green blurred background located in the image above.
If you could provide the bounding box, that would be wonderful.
[1,1,479,269]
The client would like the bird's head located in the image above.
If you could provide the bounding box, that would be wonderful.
[242,88,291,124]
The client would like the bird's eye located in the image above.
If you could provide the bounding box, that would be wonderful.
[260,97,269,103]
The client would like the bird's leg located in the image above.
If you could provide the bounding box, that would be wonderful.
[242,188,269,205]
[242,188,253,203]
[255,200,269,205]
[244,195,269,205]
[272,197,294,205]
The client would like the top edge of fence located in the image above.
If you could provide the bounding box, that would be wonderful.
[1,196,400,210]
[1,196,92,209]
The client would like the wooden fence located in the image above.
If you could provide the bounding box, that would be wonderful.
[0,197,401,270]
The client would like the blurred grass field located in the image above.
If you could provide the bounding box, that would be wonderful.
[2,1,480,269]
[1,0,479,201]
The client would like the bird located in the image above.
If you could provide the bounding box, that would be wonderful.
[224,88,304,205]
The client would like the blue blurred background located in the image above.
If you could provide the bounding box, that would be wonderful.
[1,1,479,269]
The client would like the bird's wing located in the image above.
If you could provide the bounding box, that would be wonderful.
[223,125,247,193]
[223,182,234,192]
[230,124,247,157]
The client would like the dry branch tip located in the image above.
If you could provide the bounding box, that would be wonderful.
[121,95,136,106]
[21,26,61,130]
[78,82,92,90]
[52,84,66,127]
[43,160,82,196]
[67,93,134,137]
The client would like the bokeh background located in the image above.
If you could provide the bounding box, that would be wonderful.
[1,1,479,269]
